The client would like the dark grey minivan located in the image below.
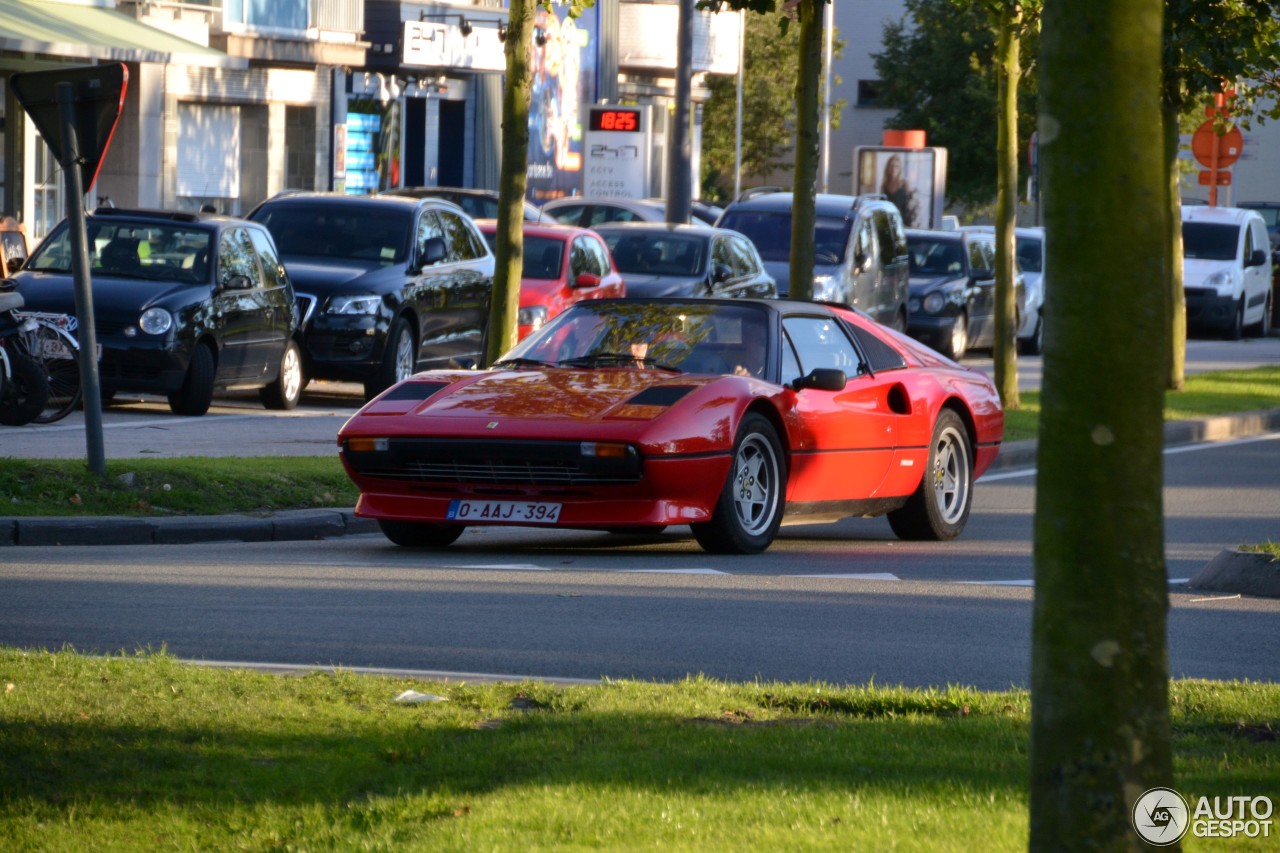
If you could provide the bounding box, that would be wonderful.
[716,192,910,331]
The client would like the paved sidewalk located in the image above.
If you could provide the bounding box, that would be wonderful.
[4,408,1279,547]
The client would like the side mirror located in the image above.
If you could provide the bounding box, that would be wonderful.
[6,257,25,274]
[854,251,869,272]
[220,274,253,292]
[573,272,601,289]
[1247,248,1268,268]
[419,236,447,268]
[711,263,733,284]
[970,269,994,284]
[792,367,847,392]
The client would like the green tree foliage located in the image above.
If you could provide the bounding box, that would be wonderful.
[1032,0,1175,845]
[700,12,844,203]
[873,0,1038,209]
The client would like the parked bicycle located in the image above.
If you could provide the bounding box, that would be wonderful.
[13,309,82,423]
[0,286,50,426]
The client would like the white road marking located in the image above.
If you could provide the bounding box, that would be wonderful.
[959,578,1191,587]
[618,568,729,575]
[796,572,901,581]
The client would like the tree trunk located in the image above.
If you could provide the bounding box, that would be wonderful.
[786,0,823,302]
[1031,0,1176,848]
[485,0,534,367]
[1164,101,1187,391]
[993,6,1021,410]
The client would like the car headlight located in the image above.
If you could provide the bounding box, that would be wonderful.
[518,305,548,330]
[908,298,921,313]
[812,274,841,302]
[1204,270,1236,293]
[327,295,382,315]
[139,308,172,335]
[923,292,946,314]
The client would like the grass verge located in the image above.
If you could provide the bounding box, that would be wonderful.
[2,366,1277,516]
[1,648,1277,851]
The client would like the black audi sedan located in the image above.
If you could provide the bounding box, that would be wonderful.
[12,208,301,416]
[248,193,495,400]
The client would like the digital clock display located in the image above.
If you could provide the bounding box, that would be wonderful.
[589,109,641,133]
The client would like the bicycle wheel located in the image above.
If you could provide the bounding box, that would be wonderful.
[27,323,82,424]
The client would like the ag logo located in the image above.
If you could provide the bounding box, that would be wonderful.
[1132,787,1190,846]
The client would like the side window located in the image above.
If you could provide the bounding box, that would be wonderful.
[968,240,990,275]
[711,236,734,274]
[780,334,803,387]
[438,211,482,262]
[846,322,907,372]
[549,204,585,225]
[1244,222,1256,259]
[854,219,875,266]
[219,228,263,288]
[591,205,638,225]
[586,236,612,275]
[729,236,759,276]
[247,228,286,290]
[415,211,446,265]
[782,315,864,378]
[570,236,598,278]
[872,210,899,262]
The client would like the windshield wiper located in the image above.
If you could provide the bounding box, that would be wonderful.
[560,353,682,372]
[492,357,553,369]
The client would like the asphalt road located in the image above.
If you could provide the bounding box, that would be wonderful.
[2,433,1277,689]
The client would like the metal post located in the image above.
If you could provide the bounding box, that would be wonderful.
[734,9,744,201]
[665,0,694,224]
[56,81,105,477]
[821,0,833,194]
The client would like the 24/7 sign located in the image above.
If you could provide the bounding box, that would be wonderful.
[583,105,651,199]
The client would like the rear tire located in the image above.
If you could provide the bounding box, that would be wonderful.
[0,350,50,426]
[29,325,81,424]
[887,409,974,541]
[378,519,464,548]
[260,339,303,410]
[691,413,785,554]
[168,343,216,416]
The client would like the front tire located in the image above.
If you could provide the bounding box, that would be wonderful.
[887,409,974,541]
[167,343,216,416]
[1019,314,1044,356]
[260,339,303,410]
[1250,292,1272,338]
[1225,299,1244,341]
[365,317,415,401]
[691,413,785,554]
[378,519,465,548]
[944,311,969,360]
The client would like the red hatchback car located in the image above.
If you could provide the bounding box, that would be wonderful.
[477,221,625,339]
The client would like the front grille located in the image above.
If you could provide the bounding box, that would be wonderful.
[345,438,642,486]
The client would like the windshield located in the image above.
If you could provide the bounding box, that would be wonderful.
[27,220,214,283]
[481,233,564,279]
[251,203,411,264]
[907,236,965,275]
[600,232,707,277]
[500,300,769,377]
[717,211,851,265]
[1182,222,1239,261]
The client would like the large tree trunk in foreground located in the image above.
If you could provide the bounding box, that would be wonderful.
[1031,0,1176,848]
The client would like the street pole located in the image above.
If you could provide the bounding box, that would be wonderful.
[56,81,105,478]
[734,9,744,201]
[821,0,833,193]
[666,0,694,224]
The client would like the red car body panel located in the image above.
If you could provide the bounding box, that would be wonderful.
[477,221,625,339]
[338,298,1004,538]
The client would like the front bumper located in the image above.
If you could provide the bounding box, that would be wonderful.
[906,312,960,352]
[302,313,388,381]
[1184,288,1237,332]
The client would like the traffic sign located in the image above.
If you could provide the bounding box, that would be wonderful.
[10,64,128,191]
[1191,120,1243,169]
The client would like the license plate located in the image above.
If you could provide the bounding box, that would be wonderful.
[39,338,73,360]
[446,499,562,524]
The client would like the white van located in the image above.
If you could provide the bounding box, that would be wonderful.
[1181,205,1274,339]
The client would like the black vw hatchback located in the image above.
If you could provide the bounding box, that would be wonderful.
[12,208,301,416]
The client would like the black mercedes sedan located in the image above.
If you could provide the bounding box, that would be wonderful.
[12,208,301,416]
[591,222,776,300]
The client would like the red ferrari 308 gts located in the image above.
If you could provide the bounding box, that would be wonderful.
[338,298,1004,554]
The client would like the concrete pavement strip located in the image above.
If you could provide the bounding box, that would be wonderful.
[3,408,1279,548]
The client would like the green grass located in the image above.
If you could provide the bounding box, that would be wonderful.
[1000,365,1280,442]
[1240,541,1280,559]
[1,648,1277,851]
[2,366,1277,516]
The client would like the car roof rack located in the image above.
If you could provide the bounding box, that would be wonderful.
[92,207,205,223]
[736,186,785,202]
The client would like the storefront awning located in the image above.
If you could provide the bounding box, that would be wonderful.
[0,0,246,69]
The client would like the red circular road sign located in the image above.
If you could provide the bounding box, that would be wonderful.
[1192,120,1244,169]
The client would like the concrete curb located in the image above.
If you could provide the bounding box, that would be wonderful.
[3,408,1278,547]
[1189,549,1280,599]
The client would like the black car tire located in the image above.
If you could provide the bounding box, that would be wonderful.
[378,519,465,548]
[944,311,969,360]
[1020,315,1044,356]
[887,409,974,541]
[0,349,50,426]
[365,317,415,401]
[691,413,785,554]
[1225,299,1244,341]
[1250,292,1272,338]
[168,343,216,417]
[260,339,303,410]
